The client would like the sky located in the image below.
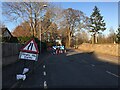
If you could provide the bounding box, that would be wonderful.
[1,0,119,36]
[58,2,118,35]
[1,0,119,2]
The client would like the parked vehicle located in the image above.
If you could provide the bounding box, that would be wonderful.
[52,45,66,54]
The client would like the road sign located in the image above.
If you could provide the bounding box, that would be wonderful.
[19,38,39,61]
[19,52,38,61]
[20,38,39,54]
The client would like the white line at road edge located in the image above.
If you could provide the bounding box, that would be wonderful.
[43,65,45,68]
[44,81,47,89]
[106,71,119,78]
[43,71,46,76]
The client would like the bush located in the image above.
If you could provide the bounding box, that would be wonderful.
[17,36,32,44]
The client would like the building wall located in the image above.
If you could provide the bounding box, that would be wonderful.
[78,43,120,56]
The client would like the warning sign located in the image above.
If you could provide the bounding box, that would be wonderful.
[20,38,39,54]
[19,38,39,61]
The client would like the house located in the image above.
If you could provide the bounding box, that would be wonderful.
[0,27,12,38]
[0,27,18,43]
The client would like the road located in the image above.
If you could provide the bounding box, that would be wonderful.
[19,49,119,88]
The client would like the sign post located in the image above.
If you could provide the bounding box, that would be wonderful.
[17,38,39,80]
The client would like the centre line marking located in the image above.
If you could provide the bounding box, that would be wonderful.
[91,64,95,67]
[43,71,46,76]
[43,65,45,68]
[44,81,47,89]
[106,71,119,78]
[82,60,88,63]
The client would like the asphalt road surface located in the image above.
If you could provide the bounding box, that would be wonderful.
[19,49,119,89]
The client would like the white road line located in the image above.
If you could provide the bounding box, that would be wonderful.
[43,71,46,76]
[82,60,88,63]
[43,65,45,68]
[44,81,47,89]
[91,64,95,67]
[106,71,119,78]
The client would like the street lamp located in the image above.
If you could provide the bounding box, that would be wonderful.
[43,4,47,7]
[39,4,47,54]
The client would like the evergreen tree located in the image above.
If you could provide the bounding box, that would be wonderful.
[89,6,106,44]
[116,25,120,44]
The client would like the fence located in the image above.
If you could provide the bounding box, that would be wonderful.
[2,43,23,66]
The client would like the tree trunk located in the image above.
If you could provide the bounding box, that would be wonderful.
[92,34,96,44]
[66,27,71,48]
[65,37,69,48]
[68,32,71,47]
[95,34,98,44]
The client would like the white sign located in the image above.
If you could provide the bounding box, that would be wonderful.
[19,52,38,61]
[16,74,26,81]
[22,68,29,74]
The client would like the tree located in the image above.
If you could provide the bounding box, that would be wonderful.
[97,33,109,44]
[107,27,116,43]
[3,2,48,38]
[12,22,31,37]
[41,11,52,41]
[57,27,68,46]
[0,21,6,28]
[61,8,88,47]
[48,22,58,42]
[71,31,89,46]
[116,25,120,43]
[89,6,106,44]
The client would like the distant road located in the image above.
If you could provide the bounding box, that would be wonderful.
[19,49,119,88]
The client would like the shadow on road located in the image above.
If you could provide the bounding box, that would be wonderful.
[2,49,120,89]
[45,50,119,88]
[66,50,119,66]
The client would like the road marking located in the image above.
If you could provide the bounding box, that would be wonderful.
[82,60,88,63]
[43,71,46,76]
[44,81,47,89]
[91,64,95,67]
[43,65,45,68]
[106,71,119,78]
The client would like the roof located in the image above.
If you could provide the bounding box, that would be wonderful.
[0,27,13,37]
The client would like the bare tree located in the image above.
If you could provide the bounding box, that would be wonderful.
[41,11,52,34]
[61,8,89,47]
[107,27,116,43]
[2,2,48,38]
[48,22,58,42]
